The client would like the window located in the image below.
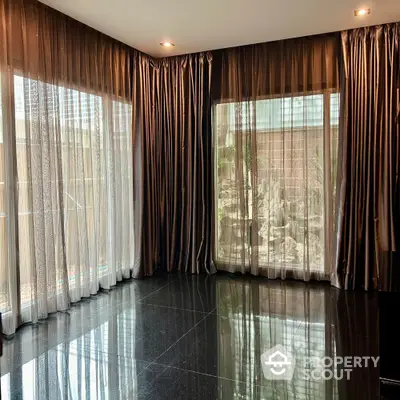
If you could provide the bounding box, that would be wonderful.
[215,93,339,276]
[4,74,134,311]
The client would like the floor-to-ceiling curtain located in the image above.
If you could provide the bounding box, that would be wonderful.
[334,24,400,291]
[212,34,340,281]
[133,53,216,276]
[0,0,136,335]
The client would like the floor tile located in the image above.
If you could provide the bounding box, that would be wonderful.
[157,278,379,399]
[0,273,381,399]
[110,274,178,304]
[213,274,326,321]
[136,362,283,400]
[156,312,326,386]
[1,347,149,400]
[1,275,176,375]
[140,274,217,313]
[67,303,207,363]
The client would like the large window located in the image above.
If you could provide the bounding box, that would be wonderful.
[215,93,339,276]
[0,72,134,331]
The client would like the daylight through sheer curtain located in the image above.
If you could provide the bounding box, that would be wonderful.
[212,34,339,281]
[0,0,135,335]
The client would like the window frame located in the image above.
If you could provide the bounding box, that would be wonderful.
[212,90,339,279]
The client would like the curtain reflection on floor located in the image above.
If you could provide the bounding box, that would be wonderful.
[0,284,142,399]
[217,280,337,399]
[1,333,134,399]
[215,277,379,399]
[0,276,379,399]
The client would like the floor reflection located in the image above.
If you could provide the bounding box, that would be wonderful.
[215,278,333,399]
[214,276,379,399]
[1,345,147,399]
[0,274,379,399]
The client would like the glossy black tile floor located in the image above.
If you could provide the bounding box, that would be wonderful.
[0,273,379,399]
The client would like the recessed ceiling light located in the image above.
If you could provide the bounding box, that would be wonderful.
[160,42,175,48]
[354,8,370,17]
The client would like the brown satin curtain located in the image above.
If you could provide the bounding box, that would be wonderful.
[212,35,340,282]
[1,0,134,98]
[133,53,216,275]
[0,0,137,334]
[335,24,400,291]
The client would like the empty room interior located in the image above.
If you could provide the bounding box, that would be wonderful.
[0,0,400,398]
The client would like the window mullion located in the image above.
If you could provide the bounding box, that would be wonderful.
[103,96,114,288]
[2,70,20,333]
[323,91,333,277]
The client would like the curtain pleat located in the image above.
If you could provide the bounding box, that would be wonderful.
[212,35,340,282]
[335,24,400,291]
[0,0,136,335]
[133,53,215,275]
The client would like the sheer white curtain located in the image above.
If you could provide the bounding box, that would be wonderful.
[0,74,134,335]
[0,0,139,336]
[214,94,339,280]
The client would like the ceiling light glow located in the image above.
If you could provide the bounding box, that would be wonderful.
[354,8,370,17]
[160,42,175,48]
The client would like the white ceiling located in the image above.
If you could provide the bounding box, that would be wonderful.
[39,0,400,57]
